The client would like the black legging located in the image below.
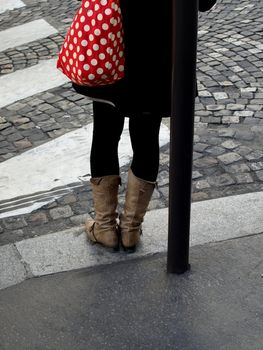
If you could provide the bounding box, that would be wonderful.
[91,101,162,182]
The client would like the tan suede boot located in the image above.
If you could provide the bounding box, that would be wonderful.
[119,168,157,252]
[85,175,121,251]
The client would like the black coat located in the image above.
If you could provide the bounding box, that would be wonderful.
[73,0,216,117]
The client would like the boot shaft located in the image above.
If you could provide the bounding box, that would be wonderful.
[120,168,157,229]
[90,175,121,223]
[119,168,157,250]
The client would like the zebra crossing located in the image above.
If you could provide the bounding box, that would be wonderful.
[0,4,170,219]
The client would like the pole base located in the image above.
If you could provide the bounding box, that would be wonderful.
[167,263,191,275]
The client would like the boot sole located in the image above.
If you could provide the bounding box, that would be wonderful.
[121,242,137,253]
[87,235,120,253]
[89,240,120,253]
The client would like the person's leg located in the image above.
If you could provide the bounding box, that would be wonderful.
[119,114,162,252]
[90,101,125,177]
[129,115,162,182]
[86,102,125,250]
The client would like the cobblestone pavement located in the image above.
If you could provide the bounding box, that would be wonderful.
[0,0,263,244]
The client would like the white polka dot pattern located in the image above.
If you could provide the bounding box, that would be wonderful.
[57,0,125,86]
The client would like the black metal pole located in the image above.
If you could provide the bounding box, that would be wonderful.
[167,0,198,274]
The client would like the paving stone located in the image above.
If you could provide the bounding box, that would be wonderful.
[29,114,50,122]
[0,153,15,160]
[222,116,240,124]
[157,185,169,199]
[226,104,245,111]
[233,110,254,117]
[223,163,251,174]
[9,229,25,238]
[203,116,221,124]
[28,130,47,141]
[43,202,58,209]
[72,201,90,215]
[1,126,16,135]
[40,123,61,132]
[236,145,253,157]
[197,90,212,97]
[159,152,169,166]
[206,104,225,111]
[69,213,92,225]
[249,161,263,171]
[193,156,218,168]
[251,125,263,133]
[191,192,209,201]
[10,117,31,125]
[245,150,263,161]
[217,152,243,165]
[234,173,253,184]
[255,170,263,181]
[234,130,255,141]
[0,123,12,131]
[207,137,222,146]
[28,212,48,225]
[0,141,9,148]
[221,140,240,149]
[205,146,225,156]
[192,171,203,180]
[193,143,209,152]
[157,170,169,187]
[243,117,260,125]
[47,129,68,138]
[57,194,77,205]
[240,87,257,93]
[77,191,90,202]
[49,205,74,220]
[193,134,200,142]
[213,92,228,100]
[195,111,211,117]
[3,217,28,230]
[193,152,203,160]
[194,179,211,190]
[247,105,263,111]
[218,129,236,137]
[207,174,236,187]
[0,148,12,155]
[6,102,26,111]
[13,139,32,149]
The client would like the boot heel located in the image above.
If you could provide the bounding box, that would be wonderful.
[121,242,136,253]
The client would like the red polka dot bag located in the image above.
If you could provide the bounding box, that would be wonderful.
[57,0,125,86]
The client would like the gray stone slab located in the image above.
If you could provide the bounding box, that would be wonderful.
[13,191,263,280]
[0,244,26,290]
[0,234,262,350]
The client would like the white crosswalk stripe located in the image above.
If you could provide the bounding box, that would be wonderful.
[0,120,170,218]
[0,0,25,14]
[0,19,58,52]
[0,59,69,108]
